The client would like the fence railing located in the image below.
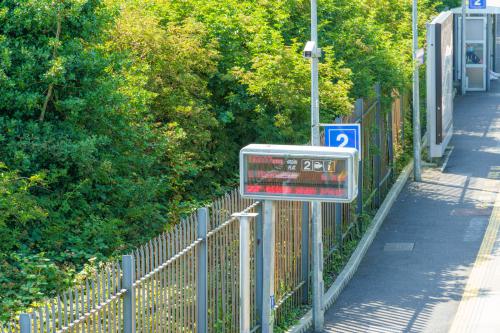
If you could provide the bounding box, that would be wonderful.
[7,85,407,333]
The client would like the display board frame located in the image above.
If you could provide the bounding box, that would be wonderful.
[239,144,358,203]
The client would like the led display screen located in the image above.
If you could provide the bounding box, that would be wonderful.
[240,145,358,202]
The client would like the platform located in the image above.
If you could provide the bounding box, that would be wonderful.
[318,91,500,332]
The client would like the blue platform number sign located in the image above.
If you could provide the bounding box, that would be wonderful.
[469,0,486,9]
[324,124,361,160]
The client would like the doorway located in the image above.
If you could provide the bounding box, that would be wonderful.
[465,17,487,91]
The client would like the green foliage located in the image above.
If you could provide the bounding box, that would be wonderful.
[1,0,449,319]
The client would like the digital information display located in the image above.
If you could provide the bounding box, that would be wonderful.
[240,144,358,202]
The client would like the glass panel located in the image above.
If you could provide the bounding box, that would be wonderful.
[466,19,484,41]
[467,67,485,89]
[466,43,484,64]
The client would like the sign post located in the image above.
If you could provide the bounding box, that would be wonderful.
[309,1,323,329]
[239,144,359,332]
[262,201,276,333]
[233,212,259,333]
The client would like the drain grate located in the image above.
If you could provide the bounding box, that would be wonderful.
[384,242,415,252]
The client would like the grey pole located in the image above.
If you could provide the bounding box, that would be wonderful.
[462,0,467,94]
[412,0,422,182]
[255,203,264,326]
[310,0,324,330]
[122,255,135,333]
[20,313,31,333]
[262,200,276,333]
[233,212,259,333]
[197,208,209,333]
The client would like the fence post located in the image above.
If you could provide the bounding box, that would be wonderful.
[355,99,364,234]
[375,84,382,207]
[20,314,31,333]
[197,207,209,333]
[401,94,405,146]
[388,95,394,178]
[334,117,344,251]
[255,202,264,326]
[122,255,135,333]
[262,200,276,333]
[301,202,310,304]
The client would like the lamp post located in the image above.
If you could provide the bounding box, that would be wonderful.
[412,0,422,181]
[305,0,325,331]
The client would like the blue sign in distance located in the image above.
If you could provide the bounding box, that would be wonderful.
[469,0,486,9]
[324,124,361,160]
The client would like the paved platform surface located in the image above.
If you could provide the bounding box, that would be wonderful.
[318,93,500,332]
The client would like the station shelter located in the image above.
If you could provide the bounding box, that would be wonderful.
[451,0,500,92]
[426,1,500,159]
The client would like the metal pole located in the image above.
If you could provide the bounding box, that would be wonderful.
[122,255,135,333]
[311,0,325,330]
[196,208,208,333]
[412,0,422,182]
[355,99,364,235]
[233,212,258,333]
[462,0,467,94]
[255,203,264,326]
[262,200,276,333]
[375,84,382,205]
[20,313,31,333]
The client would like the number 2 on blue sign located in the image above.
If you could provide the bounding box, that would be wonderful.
[336,133,349,147]
[470,0,486,9]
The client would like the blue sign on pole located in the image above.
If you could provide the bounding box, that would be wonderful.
[469,0,486,9]
[324,124,361,159]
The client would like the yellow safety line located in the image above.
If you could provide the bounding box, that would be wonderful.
[448,191,500,333]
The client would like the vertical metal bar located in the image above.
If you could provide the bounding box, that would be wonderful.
[57,297,62,332]
[375,83,382,207]
[400,94,405,145]
[355,99,364,234]
[146,243,152,333]
[309,0,324,326]
[413,0,423,181]
[238,215,252,333]
[175,228,181,332]
[300,202,310,304]
[153,240,160,332]
[91,279,97,333]
[311,199,324,332]
[167,234,173,333]
[388,99,394,170]
[261,201,276,333]
[20,314,31,333]
[254,202,264,327]
[196,208,208,333]
[123,255,135,333]
[86,280,91,332]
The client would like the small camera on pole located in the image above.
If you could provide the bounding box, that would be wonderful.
[303,41,322,59]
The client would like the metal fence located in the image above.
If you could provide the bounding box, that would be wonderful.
[7,85,407,333]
